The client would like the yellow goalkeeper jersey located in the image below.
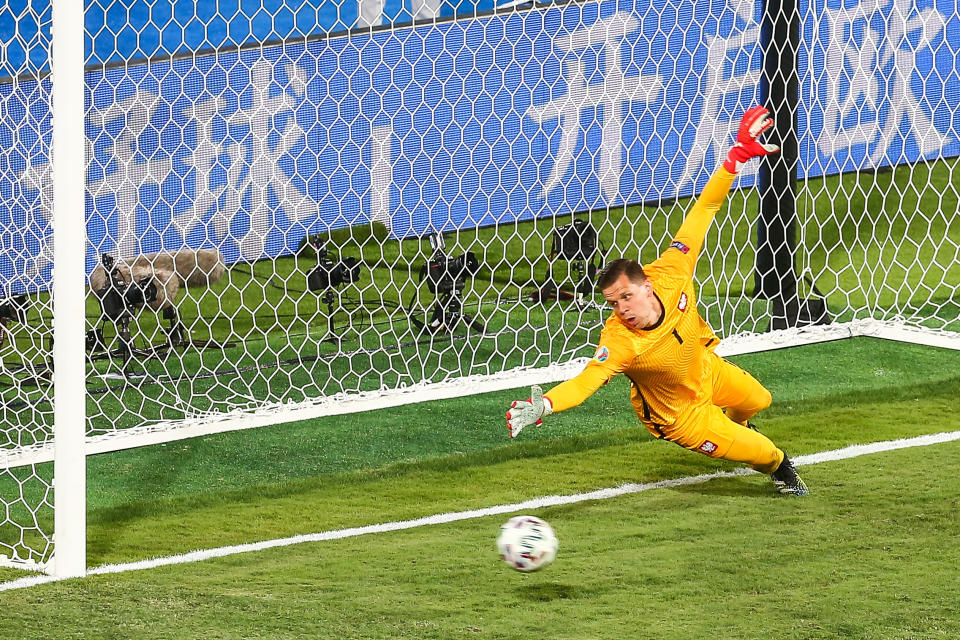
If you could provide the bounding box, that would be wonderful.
[545,167,736,431]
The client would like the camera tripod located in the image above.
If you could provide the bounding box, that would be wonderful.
[531,259,597,306]
[86,306,233,379]
[530,219,602,307]
[413,288,486,335]
[312,289,344,346]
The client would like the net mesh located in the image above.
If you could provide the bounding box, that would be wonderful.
[1,0,958,569]
[1,0,54,568]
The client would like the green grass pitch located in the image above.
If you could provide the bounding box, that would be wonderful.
[0,337,958,639]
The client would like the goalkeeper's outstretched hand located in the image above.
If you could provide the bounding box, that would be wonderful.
[723,105,780,174]
[506,385,553,438]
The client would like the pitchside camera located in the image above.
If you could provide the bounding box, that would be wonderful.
[421,232,479,296]
[423,251,479,295]
[410,232,485,334]
[551,219,597,262]
[0,291,28,349]
[93,254,158,322]
[530,219,602,304]
[0,293,27,324]
[307,246,361,291]
[299,233,364,346]
[302,235,361,292]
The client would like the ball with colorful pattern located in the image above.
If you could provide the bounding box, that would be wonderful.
[496,515,558,572]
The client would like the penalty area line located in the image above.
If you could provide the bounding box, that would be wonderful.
[2,429,959,592]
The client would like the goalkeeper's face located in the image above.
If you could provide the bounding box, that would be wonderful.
[601,273,662,330]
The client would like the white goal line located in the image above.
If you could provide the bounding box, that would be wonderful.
[1,428,958,592]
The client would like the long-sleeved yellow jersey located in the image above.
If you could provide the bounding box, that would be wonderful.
[545,167,737,432]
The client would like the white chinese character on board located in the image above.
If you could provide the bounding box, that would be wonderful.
[677,25,762,190]
[17,159,54,280]
[17,91,174,270]
[526,12,663,201]
[173,94,235,246]
[820,0,950,164]
[87,90,173,259]
[176,60,315,261]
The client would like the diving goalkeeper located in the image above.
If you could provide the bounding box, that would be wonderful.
[506,105,808,496]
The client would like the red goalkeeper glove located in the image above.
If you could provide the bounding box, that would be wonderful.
[723,105,780,174]
[506,385,553,438]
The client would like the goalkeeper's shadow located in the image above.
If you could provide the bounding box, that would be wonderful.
[669,474,777,498]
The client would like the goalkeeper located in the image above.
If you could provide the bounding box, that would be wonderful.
[506,105,808,496]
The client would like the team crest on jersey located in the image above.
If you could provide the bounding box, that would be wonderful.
[699,440,718,454]
[669,240,690,254]
[678,293,688,311]
[594,346,610,363]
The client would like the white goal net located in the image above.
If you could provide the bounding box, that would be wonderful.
[1,0,958,572]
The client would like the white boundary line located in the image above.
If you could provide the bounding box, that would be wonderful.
[2,429,958,592]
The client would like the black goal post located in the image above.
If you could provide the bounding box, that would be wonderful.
[757,0,830,330]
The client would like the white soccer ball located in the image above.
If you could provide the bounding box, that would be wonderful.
[496,515,558,572]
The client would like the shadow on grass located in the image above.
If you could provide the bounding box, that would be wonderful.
[515,582,585,601]
[670,475,778,498]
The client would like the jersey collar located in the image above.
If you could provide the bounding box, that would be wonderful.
[639,290,666,331]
